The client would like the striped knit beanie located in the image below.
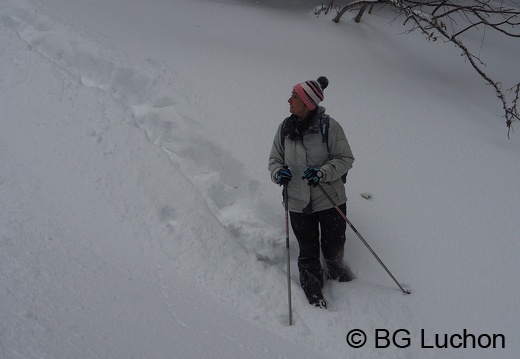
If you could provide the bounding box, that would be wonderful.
[293,76,329,111]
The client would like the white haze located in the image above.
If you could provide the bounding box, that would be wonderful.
[1,0,519,358]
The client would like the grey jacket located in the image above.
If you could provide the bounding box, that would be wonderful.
[268,106,354,213]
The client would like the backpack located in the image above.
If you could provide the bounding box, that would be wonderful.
[280,114,347,183]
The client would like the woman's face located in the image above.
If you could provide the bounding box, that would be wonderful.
[288,91,309,118]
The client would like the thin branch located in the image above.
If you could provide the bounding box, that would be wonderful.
[327,0,520,135]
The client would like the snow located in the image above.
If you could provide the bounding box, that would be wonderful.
[1,0,519,358]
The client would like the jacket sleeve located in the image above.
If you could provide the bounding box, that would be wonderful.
[268,123,285,183]
[320,118,354,182]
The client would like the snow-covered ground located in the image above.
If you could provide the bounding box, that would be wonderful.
[1,0,519,358]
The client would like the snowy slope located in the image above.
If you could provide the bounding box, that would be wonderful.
[1,0,519,358]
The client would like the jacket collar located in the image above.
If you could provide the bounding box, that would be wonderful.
[282,106,326,142]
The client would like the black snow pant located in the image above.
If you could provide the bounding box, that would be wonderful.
[289,203,347,302]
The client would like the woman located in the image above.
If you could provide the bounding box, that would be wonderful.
[268,77,355,308]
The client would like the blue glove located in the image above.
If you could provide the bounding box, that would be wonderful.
[302,167,323,187]
[275,167,292,186]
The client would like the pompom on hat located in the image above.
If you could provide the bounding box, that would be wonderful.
[293,76,329,111]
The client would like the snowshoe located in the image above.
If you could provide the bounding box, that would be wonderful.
[308,295,327,309]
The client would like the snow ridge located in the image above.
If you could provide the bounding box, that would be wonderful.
[0,0,305,330]
[1,0,287,266]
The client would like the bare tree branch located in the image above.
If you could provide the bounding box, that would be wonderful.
[316,0,520,136]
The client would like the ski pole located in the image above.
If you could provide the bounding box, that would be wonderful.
[283,184,293,325]
[317,184,411,295]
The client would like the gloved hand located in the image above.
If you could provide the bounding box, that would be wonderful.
[302,167,323,187]
[275,166,292,186]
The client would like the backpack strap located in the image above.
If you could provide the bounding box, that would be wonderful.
[320,114,330,151]
[320,115,347,183]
